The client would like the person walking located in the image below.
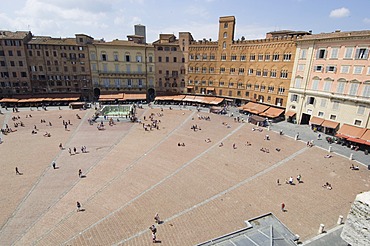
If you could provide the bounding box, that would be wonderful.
[77,201,81,212]
[15,167,21,175]
[52,161,56,169]
[281,203,285,212]
[79,169,82,178]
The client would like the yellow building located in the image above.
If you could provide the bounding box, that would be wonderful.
[88,34,155,101]
[186,16,310,107]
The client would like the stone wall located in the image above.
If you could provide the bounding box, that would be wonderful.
[341,191,370,246]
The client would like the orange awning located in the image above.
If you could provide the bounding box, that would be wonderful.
[241,102,259,111]
[321,120,339,129]
[209,97,224,105]
[337,124,367,139]
[123,93,146,100]
[347,137,366,144]
[0,98,19,103]
[172,95,186,101]
[206,87,215,91]
[259,107,284,118]
[360,129,370,142]
[285,111,296,117]
[248,104,270,114]
[186,86,193,89]
[309,116,324,126]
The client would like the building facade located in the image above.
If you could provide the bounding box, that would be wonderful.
[186,16,309,107]
[26,34,92,100]
[153,34,189,95]
[287,31,370,128]
[0,31,32,97]
[88,35,155,100]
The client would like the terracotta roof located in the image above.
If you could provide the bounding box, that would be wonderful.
[300,30,370,41]
[0,31,30,40]
[28,36,78,45]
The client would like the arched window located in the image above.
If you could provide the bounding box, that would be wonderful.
[222,42,226,49]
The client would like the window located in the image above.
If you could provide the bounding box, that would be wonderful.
[320,98,327,107]
[220,81,225,87]
[355,48,369,59]
[354,120,362,126]
[10,61,15,67]
[250,54,255,61]
[90,53,96,60]
[290,94,298,102]
[240,55,246,61]
[101,54,107,61]
[344,47,353,59]
[273,53,279,61]
[280,70,288,78]
[202,54,207,60]
[267,85,274,93]
[265,54,270,61]
[323,81,332,91]
[307,97,315,105]
[165,57,169,62]
[297,64,305,72]
[357,105,365,115]
[222,42,226,49]
[336,81,345,94]
[136,55,142,62]
[248,68,253,75]
[210,54,215,60]
[340,65,350,74]
[318,112,324,117]
[300,49,307,59]
[326,65,336,73]
[332,101,339,110]
[149,56,153,63]
[158,56,162,62]
[294,78,302,88]
[231,55,237,61]
[278,87,285,95]
[314,65,323,72]
[17,50,22,56]
[103,64,108,72]
[125,55,130,62]
[330,48,339,59]
[221,54,226,61]
[256,70,261,76]
[202,67,207,73]
[126,64,131,72]
[311,79,319,90]
[189,54,194,60]
[353,66,363,74]
[91,64,97,71]
[223,32,227,38]
[8,50,13,56]
[196,54,200,60]
[367,67,370,75]
[114,64,119,72]
[258,54,263,61]
[220,67,225,73]
[210,67,215,73]
[349,83,359,96]
[330,115,336,120]
[114,53,119,61]
[224,22,228,28]
[283,53,291,61]
[238,68,244,74]
[254,84,260,90]
[317,49,327,59]
[363,85,370,97]
[263,69,268,77]
[270,70,277,78]
[230,68,235,74]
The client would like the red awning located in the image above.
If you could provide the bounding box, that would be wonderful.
[309,116,324,126]
[337,124,367,139]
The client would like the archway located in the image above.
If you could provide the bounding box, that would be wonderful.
[147,88,155,102]
[93,88,101,101]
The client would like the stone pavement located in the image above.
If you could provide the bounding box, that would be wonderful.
[0,105,369,245]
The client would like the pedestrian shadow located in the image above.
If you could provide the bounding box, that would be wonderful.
[80,175,87,178]
[153,240,162,243]
[78,208,86,212]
